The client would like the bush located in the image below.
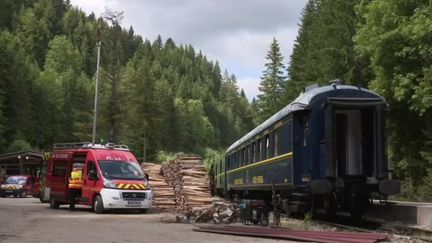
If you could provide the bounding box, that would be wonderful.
[6,140,32,153]
[155,150,179,164]
[203,148,224,173]
[417,169,432,202]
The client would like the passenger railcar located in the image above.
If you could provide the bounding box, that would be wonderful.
[214,83,400,217]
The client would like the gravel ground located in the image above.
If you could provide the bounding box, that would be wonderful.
[1,197,428,243]
[0,197,285,243]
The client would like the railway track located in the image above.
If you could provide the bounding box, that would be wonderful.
[312,214,432,242]
[214,199,432,242]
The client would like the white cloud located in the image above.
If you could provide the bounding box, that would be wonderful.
[69,0,307,100]
[237,77,261,101]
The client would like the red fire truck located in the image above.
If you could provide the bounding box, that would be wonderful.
[44,142,152,213]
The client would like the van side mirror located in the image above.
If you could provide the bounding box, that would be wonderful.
[88,170,98,180]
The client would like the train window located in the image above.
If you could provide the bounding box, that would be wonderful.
[247,145,250,164]
[255,141,260,162]
[252,142,256,163]
[269,133,275,158]
[239,148,246,167]
[265,135,270,159]
[303,116,309,146]
[247,144,252,164]
[279,121,292,153]
[250,145,253,163]
[274,130,279,156]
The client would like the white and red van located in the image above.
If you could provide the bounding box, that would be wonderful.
[44,142,152,213]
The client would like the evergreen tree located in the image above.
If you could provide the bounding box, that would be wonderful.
[0,31,37,149]
[287,0,369,103]
[256,38,286,122]
[0,0,255,163]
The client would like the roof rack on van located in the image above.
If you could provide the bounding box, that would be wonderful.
[52,142,130,151]
[53,142,92,149]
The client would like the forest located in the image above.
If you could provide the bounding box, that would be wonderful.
[0,0,254,163]
[0,0,431,200]
[257,0,432,201]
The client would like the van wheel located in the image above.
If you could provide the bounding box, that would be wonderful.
[20,191,27,198]
[50,199,59,209]
[94,195,104,214]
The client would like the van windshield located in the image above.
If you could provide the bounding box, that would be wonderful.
[5,176,26,185]
[98,161,145,180]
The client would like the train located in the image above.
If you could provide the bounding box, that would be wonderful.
[213,82,400,218]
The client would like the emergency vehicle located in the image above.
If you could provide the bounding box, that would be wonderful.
[44,142,152,213]
[0,175,39,198]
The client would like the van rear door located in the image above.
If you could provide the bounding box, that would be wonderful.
[49,159,69,201]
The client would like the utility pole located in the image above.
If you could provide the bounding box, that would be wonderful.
[143,137,146,163]
[92,26,101,145]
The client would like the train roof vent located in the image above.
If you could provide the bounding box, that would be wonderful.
[329,78,343,88]
[304,84,319,92]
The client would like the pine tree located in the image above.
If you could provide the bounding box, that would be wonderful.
[256,38,286,122]
[0,31,37,147]
[288,0,368,94]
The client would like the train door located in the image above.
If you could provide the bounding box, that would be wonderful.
[335,110,362,177]
[326,103,384,179]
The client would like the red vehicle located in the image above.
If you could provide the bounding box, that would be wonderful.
[45,142,152,213]
[0,175,39,198]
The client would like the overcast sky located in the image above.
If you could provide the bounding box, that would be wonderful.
[69,0,308,100]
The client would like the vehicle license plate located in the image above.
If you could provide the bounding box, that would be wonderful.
[127,201,141,207]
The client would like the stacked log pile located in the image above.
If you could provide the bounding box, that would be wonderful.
[189,197,239,224]
[162,155,213,213]
[142,163,176,211]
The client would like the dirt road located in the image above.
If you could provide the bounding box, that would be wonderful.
[0,198,282,243]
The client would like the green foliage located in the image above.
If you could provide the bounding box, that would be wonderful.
[287,0,370,102]
[6,139,32,153]
[0,30,37,150]
[155,151,178,164]
[203,148,224,172]
[303,212,313,229]
[0,0,255,161]
[355,0,432,187]
[256,38,286,122]
[417,169,432,202]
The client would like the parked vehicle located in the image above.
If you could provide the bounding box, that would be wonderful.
[0,175,39,198]
[44,142,152,213]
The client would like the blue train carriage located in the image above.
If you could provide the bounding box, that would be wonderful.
[219,82,400,218]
